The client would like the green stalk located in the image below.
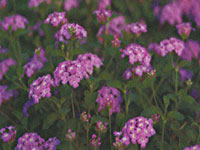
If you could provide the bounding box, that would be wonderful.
[161,106,168,150]
[71,89,75,118]
[175,68,178,95]
[86,124,89,150]
[108,109,113,150]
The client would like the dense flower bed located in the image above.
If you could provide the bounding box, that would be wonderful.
[0,0,200,149]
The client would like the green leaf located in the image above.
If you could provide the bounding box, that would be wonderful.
[167,111,184,121]
[179,60,191,68]
[43,113,58,129]
[17,67,24,77]
[107,80,122,90]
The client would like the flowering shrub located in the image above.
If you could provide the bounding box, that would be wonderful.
[0,0,200,150]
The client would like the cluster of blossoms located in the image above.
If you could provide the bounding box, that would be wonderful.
[0,85,17,106]
[0,15,28,31]
[151,114,160,123]
[93,9,112,23]
[125,21,147,36]
[96,121,107,134]
[54,53,103,88]
[112,35,121,48]
[176,22,193,38]
[157,0,200,27]
[42,137,60,150]
[0,126,16,143]
[0,45,7,53]
[120,44,152,77]
[64,0,78,11]
[96,86,122,115]
[0,0,6,9]
[91,134,101,147]
[28,0,51,8]
[113,131,125,149]
[65,129,76,142]
[44,12,67,27]
[184,144,200,150]
[116,116,156,148]
[23,48,47,78]
[29,74,54,103]
[181,40,200,61]
[97,16,126,37]
[80,111,91,122]
[0,58,16,80]
[55,23,87,44]
[179,68,193,83]
[15,132,60,150]
[148,37,184,57]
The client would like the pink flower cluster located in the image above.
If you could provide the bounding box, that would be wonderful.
[91,134,101,147]
[96,121,107,134]
[0,58,16,80]
[0,45,7,53]
[55,23,87,44]
[114,116,156,148]
[42,137,60,150]
[23,48,47,78]
[66,129,76,142]
[112,35,121,48]
[28,0,51,8]
[54,53,103,88]
[0,85,16,106]
[81,111,91,122]
[64,0,78,11]
[181,40,200,61]
[0,14,28,31]
[0,0,7,9]
[176,22,193,38]
[184,144,200,150]
[125,21,147,35]
[44,12,67,27]
[120,44,152,77]
[0,126,16,143]
[148,37,184,57]
[96,86,122,116]
[29,74,54,103]
[98,0,111,10]
[94,9,112,23]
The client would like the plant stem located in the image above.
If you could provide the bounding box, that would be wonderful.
[175,68,178,95]
[71,89,75,118]
[86,124,89,150]
[161,106,168,150]
[108,109,113,150]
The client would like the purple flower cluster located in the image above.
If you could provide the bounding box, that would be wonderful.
[125,21,147,35]
[98,0,111,10]
[112,35,121,48]
[0,85,16,106]
[28,0,51,8]
[120,44,152,77]
[29,74,54,103]
[96,121,107,134]
[91,134,101,147]
[43,137,60,150]
[179,68,193,83]
[181,40,200,61]
[0,58,16,80]
[66,129,76,142]
[55,23,87,44]
[0,45,7,53]
[113,131,125,149]
[44,12,67,27]
[54,53,103,88]
[94,9,112,23]
[176,22,193,38]
[148,37,184,57]
[97,16,126,37]
[15,132,45,150]
[96,86,122,116]
[184,144,200,150]
[64,0,78,11]
[15,132,60,150]
[23,48,47,78]
[1,15,28,31]
[115,116,156,148]
[0,126,16,143]
[0,0,7,9]
[80,111,91,122]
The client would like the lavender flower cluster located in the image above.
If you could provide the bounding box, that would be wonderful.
[125,21,147,36]
[120,44,152,77]
[113,116,156,149]
[0,0,6,9]
[0,85,17,106]
[28,0,51,8]
[54,53,103,88]
[0,58,16,80]
[96,86,122,115]
[44,12,67,27]
[23,48,47,78]
[184,144,200,150]
[0,45,7,54]
[0,14,28,31]
[148,37,184,57]
[0,126,16,143]
[15,132,60,150]
[64,0,78,12]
